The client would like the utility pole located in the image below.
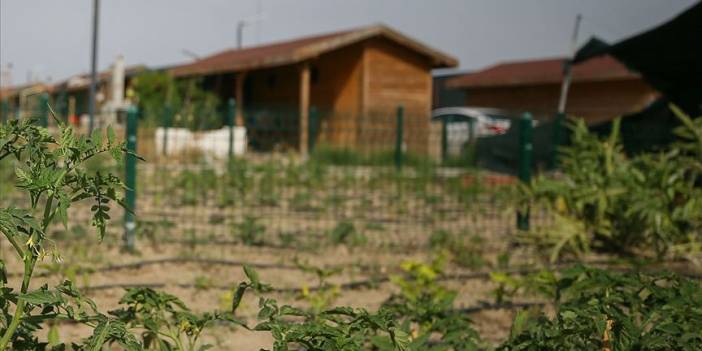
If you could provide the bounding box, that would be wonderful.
[88,0,100,133]
[552,14,582,169]
[557,14,583,114]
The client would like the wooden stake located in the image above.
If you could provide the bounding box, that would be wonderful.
[299,62,311,155]
[602,319,614,351]
[235,71,247,127]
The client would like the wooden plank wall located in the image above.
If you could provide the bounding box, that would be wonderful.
[310,44,364,148]
[361,37,435,156]
[466,79,658,124]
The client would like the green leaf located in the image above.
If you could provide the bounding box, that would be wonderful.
[20,289,61,305]
[390,328,410,351]
[48,324,61,346]
[88,320,110,351]
[107,125,116,145]
[231,282,247,314]
[243,265,260,286]
[559,310,577,321]
[91,128,103,148]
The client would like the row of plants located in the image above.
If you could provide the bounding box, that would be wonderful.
[146,158,509,228]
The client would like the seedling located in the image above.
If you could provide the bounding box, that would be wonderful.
[293,260,343,314]
[328,220,367,247]
[233,216,266,246]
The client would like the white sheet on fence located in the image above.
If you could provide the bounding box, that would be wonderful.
[155,127,247,157]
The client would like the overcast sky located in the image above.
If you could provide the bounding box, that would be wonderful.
[0,0,698,87]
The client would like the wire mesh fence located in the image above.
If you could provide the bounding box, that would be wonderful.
[0,103,559,255]
[2,98,687,257]
[131,104,540,253]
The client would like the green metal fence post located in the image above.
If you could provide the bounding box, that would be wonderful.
[1,99,8,125]
[58,91,69,123]
[227,98,235,159]
[162,104,171,156]
[39,93,49,127]
[550,112,565,168]
[309,106,319,153]
[395,105,404,171]
[517,112,533,230]
[124,106,138,251]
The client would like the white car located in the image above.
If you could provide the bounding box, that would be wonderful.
[431,107,513,156]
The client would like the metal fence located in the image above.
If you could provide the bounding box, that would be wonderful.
[130,103,542,253]
[1,102,555,255]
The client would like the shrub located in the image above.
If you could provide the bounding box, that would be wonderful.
[499,266,702,350]
[523,109,702,261]
[132,71,221,130]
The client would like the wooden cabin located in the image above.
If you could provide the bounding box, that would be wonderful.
[0,63,144,127]
[0,83,53,120]
[50,64,144,122]
[170,24,457,156]
[446,56,658,124]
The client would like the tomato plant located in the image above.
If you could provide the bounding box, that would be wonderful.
[0,115,140,349]
[499,266,702,350]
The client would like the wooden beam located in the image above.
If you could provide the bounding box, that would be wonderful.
[299,62,311,155]
[235,71,247,126]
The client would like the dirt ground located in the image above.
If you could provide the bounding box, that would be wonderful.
[2,232,524,350]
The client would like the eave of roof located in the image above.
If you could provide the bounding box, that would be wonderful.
[446,55,640,89]
[53,65,147,92]
[170,24,458,77]
[0,83,54,99]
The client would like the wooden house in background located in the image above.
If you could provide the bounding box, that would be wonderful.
[170,24,457,156]
[446,56,658,124]
[0,82,54,119]
[50,63,145,122]
[0,59,144,126]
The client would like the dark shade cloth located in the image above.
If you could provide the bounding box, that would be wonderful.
[574,2,702,116]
